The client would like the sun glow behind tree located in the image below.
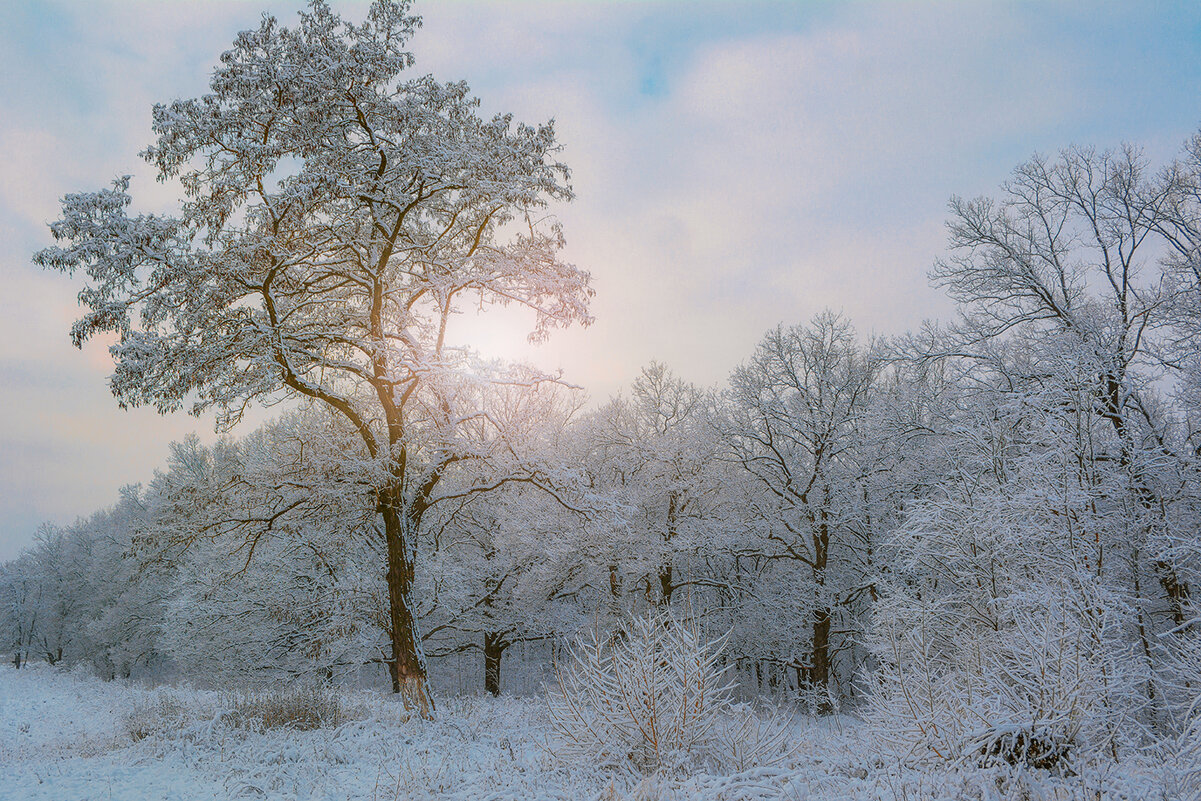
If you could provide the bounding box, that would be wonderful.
[34,0,593,717]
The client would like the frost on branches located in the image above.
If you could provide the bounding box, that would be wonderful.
[34,0,592,717]
[546,609,795,778]
[13,0,1201,793]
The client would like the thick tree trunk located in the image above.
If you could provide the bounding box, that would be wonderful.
[810,607,832,707]
[484,632,505,697]
[381,502,434,719]
[805,501,834,713]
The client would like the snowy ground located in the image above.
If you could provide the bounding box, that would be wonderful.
[0,665,1181,800]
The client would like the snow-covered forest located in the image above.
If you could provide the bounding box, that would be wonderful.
[4,1,1201,799]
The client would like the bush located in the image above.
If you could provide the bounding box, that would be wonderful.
[1174,706,1201,799]
[545,610,737,776]
[971,724,1072,772]
[865,574,1139,773]
[712,703,798,773]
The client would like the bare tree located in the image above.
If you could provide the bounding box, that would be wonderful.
[931,143,1191,630]
[721,311,883,705]
[34,0,592,716]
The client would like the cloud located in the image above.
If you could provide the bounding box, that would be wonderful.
[2,0,1200,558]
[452,4,1086,396]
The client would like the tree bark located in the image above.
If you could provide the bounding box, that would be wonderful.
[381,500,434,719]
[810,607,832,708]
[805,501,834,713]
[484,632,505,697]
[659,492,678,606]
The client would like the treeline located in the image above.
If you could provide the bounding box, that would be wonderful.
[6,136,1201,764]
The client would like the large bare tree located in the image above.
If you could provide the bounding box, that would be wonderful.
[932,144,1191,627]
[35,0,592,716]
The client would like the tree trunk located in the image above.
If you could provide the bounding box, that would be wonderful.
[1131,547,1159,707]
[1156,560,1190,626]
[1102,371,1190,624]
[608,563,623,625]
[382,502,434,719]
[484,632,505,697]
[659,492,678,606]
[658,562,673,606]
[806,501,833,713]
[811,607,832,708]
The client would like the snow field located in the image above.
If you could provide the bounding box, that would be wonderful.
[0,665,1182,801]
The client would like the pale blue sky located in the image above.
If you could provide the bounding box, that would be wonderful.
[3,0,1201,559]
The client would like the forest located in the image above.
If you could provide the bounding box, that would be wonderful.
[3,2,1201,799]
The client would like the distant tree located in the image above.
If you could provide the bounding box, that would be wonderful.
[0,555,40,669]
[581,364,722,610]
[415,380,590,696]
[143,414,388,684]
[720,312,884,707]
[34,0,591,716]
[72,488,169,680]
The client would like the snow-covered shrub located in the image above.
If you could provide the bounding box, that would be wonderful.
[546,610,736,775]
[868,560,1144,772]
[1160,607,1201,797]
[711,703,798,772]
[971,724,1072,772]
[865,427,1152,772]
[1173,704,1201,798]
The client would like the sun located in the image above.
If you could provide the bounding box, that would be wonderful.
[446,298,547,366]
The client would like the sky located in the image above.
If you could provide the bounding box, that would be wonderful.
[2,0,1201,561]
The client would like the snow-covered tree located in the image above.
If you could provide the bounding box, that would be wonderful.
[0,554,41,669]
[414,380,592,695]
[929,143,1193,628]
[578,364,726,613]
[719,312,886,706]
[868,349,1154,766]
[867,133,1201,764]
[0,489,170,677]
[35,0,591,715]
[141,413,388,684]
